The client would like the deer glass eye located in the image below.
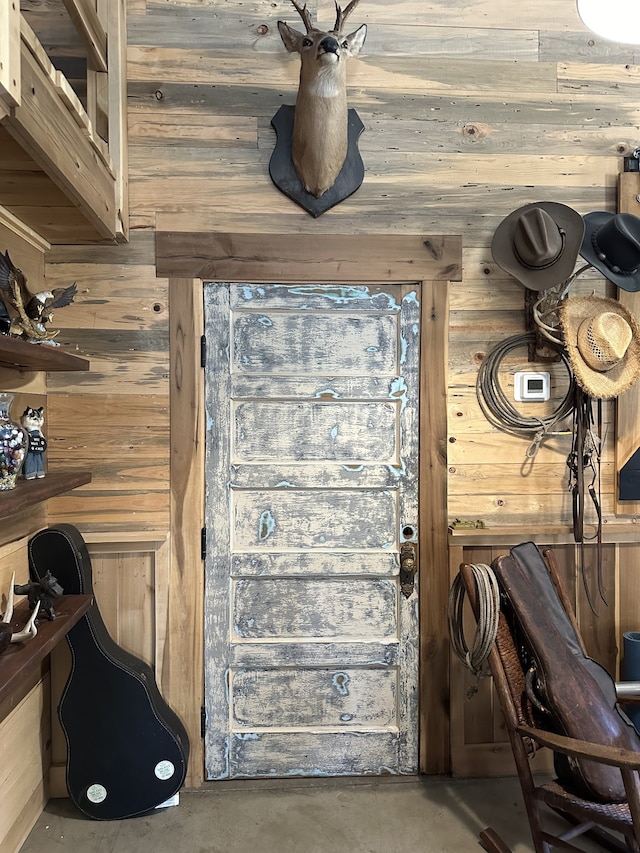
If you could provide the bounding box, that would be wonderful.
[342,39,348,47]
[303,37,313,46]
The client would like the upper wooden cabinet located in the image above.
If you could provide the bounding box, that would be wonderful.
[0,0,127,244]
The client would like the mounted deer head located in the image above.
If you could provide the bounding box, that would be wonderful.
[278,0,366,198]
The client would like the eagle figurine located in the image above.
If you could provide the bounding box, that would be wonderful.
[0,250,77,343]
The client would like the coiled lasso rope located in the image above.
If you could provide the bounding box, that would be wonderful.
[448,563,500,677]
[476,332,575,460]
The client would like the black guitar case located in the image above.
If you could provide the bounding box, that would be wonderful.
[494,541,640,803]
[28,524,190,820]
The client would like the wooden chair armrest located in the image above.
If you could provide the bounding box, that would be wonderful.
[516,724,640,771]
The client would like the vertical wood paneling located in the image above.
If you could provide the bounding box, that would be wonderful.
[0,227,54,851]
[615,171,640,514]
[0,676,51,853]
[618,543,640,682]
[168,278,204,788]
[46,232,170,532]
[90,550,155,666]
[17,0,640,798]
[575,544,618,673]
[47,539,166,798]
[419,279,450,774]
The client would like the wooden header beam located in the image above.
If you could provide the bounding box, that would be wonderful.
[156,232,463,283]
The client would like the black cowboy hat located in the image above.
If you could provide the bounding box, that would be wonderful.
[579,211,640,292]
[491,202,585,291]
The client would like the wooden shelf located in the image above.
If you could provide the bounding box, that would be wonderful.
[448,524,640,546]
[0,7,128,243]
[0,595,92,706]
[0,337,89,372]
[0,472,91,519]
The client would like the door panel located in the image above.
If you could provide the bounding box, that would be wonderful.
[232,668,397,728]
[232,577,397,639]
[233,400,399,463]
[228,731,401,778]
[232,489,397,550]
[204,283,420,780]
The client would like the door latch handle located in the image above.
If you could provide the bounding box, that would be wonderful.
[399,543,417,598]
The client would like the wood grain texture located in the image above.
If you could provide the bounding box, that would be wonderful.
[0,675,51,853]
[0,1,20,109]
[419,279,449,774]
[46,231,170,534]
[203,283,420,780]
[615,172,640,514]
[168,278,204,788]
[0,595,92,708]
[1,46,115,241]
[27,0,640,792]
[156,232,462,282]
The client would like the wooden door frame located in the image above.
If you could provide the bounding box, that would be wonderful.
[159,232,462,785]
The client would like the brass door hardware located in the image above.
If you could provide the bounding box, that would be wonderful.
[400,543,417,598]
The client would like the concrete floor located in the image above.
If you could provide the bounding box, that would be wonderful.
[20,775,605,853]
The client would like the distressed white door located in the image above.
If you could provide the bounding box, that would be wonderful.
[203,283,420,780]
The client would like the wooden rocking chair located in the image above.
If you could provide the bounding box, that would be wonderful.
[459,549,640,853]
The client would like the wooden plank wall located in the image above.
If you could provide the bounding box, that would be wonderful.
[24,0,640,791]
[0,220,50,853]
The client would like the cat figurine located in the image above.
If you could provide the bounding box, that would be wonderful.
[21,406,47,479]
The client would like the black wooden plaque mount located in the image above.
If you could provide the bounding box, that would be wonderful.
[269,104,365,217]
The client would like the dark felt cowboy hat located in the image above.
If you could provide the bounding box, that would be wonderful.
[492,202,585,291]
[579,211,640,292]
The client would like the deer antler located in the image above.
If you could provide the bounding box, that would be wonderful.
[288,0,315,32]
[10,601,40,644]
[0,573,40,645]
[333,0,361,33]
[1,572,15,623]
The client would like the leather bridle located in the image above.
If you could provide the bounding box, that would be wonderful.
[567,385,605,614]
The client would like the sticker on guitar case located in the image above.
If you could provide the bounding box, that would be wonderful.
[155,760,175,781]
[86,784,107,803]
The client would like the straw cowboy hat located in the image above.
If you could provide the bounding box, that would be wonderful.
[579,211,640,292]
[559,295,640,398]
[492,202,585,291]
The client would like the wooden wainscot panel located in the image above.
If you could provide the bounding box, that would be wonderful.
[0,674,51,853]
[0,535,52,853]
[48,535,170,798]
[449,541,554,777]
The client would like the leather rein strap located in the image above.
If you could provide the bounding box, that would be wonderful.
[567,386,605,614]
